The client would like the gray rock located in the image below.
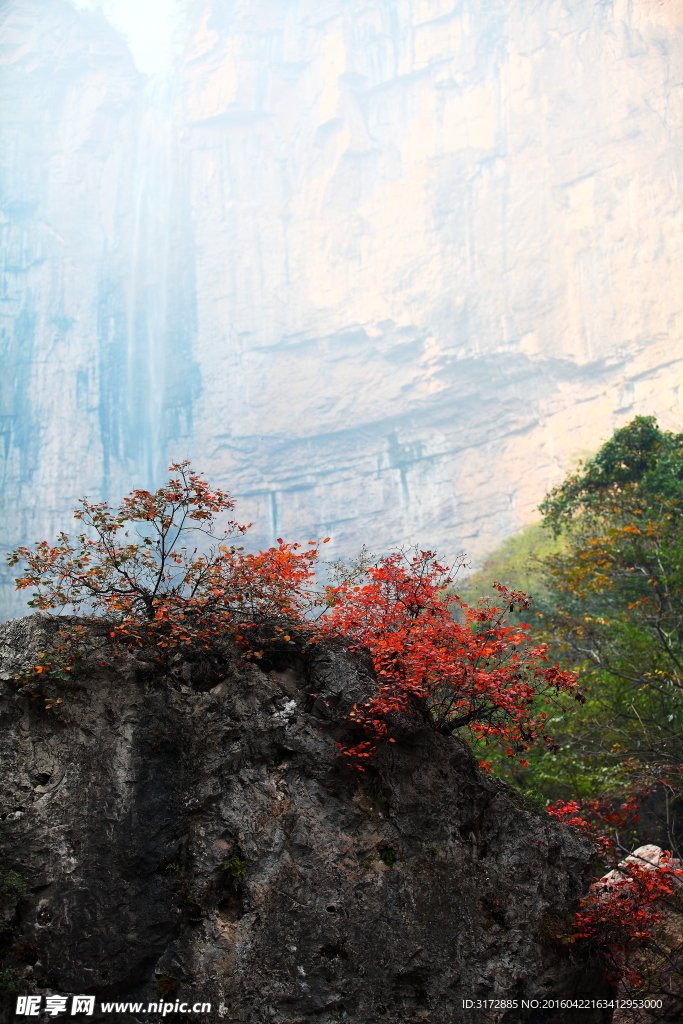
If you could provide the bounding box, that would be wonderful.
[0,615,612,1022]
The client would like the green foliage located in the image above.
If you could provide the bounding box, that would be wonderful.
[378,848,397,868]
[426,845,439,857]
[539,417,683,775]
[539,416,683,533]
[471,416,683,810]
[454,521,564,613]
[222,851,248,888]
[453,523,586,797]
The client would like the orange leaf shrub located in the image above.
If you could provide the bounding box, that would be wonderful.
[8,466,582,770]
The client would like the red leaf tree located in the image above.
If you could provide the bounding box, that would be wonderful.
[548,795,683,1007]
[7,462,323,687]
[320,548,585,765]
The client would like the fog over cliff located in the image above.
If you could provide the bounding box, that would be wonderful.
[1,0,682,616]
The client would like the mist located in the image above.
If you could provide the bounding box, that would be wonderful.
[1,0,682,618]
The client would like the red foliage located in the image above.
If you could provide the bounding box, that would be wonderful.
[8,467,583,769]
[548,799,614,859]
[575,858,683,985]
[321,549,585,766]
[548,795,683,989]
[547,796,642,861]
[7,463,324,683]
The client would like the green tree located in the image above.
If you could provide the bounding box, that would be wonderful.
[463,417,683,805]
[538,416,683,777]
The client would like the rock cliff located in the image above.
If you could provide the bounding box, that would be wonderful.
[1,0,683,617]
[0,614,611,1022]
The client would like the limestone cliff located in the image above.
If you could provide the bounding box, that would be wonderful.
[1,0,683,617]
[0,615,611,1022]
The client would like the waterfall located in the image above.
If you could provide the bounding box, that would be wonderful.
[122,75,175,488]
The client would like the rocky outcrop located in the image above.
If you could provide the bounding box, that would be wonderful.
[0,615,611,1022]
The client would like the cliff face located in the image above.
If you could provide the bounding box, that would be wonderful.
[0,614,611,1022]
[0,0,198,621]
[178,0,683,563]
[2,0,683,616]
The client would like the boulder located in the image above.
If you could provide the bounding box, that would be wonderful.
[0,614,612,1022]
